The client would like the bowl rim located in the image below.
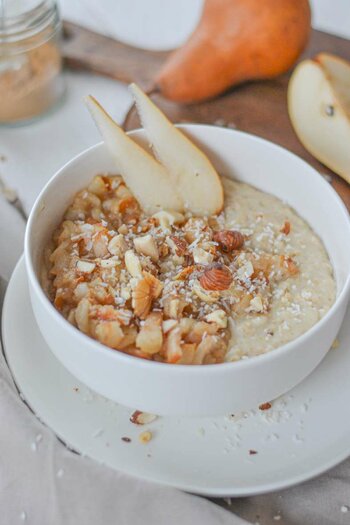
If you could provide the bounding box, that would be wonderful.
[24,124,350,375]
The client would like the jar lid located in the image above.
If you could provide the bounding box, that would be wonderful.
[0,0,59,44]
[1,0,47,18]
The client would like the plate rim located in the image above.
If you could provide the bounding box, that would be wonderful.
[2,256,350,497]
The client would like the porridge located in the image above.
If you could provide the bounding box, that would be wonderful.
[43,174,335,365]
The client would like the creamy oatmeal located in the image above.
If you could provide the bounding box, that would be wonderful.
[44,174,335,365]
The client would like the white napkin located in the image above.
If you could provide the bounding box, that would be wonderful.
[0,194,247,524]
[0,195,25,281]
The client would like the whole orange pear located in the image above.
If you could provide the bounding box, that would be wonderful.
[155,0,311,103]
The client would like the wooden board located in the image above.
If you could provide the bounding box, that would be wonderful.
[62,22,350,210]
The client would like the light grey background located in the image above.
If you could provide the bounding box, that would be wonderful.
[61,0,350,50]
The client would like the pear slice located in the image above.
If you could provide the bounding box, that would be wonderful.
[85,96,183,214]
[288,54,350,183]
[130,83,224,216]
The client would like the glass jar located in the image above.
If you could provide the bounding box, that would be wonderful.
[0,0,65,125]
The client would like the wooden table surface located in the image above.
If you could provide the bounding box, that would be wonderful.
[63,23,350,210]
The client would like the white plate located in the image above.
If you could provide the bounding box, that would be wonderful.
[2,258,350,497]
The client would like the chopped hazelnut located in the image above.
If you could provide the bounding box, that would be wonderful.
[108,234,128,256]
[193,247,214,265]
[163,297,187,319]
[205,309,228,328]
[152,210,184,231]
[125,250,142,277]
[76,260,95,273]
[134,234,159,262]
[136,312,163,354]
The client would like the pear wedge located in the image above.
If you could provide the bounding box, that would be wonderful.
[85,96,183,214]
[130,83,224,216]
[288,54,350,183]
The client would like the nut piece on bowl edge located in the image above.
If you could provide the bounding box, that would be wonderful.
[24,90,350,417]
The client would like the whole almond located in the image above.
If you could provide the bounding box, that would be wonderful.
[199,264,233,291]
[213,230,244,252]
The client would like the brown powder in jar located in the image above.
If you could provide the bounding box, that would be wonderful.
[0,40,62,123]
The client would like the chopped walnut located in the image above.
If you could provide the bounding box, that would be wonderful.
[132,272,163,319]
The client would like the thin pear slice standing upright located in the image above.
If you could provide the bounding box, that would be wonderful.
[130,83,224,216]
[85,96,183,214]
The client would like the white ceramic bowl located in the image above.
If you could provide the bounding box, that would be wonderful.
[25,125,350,417]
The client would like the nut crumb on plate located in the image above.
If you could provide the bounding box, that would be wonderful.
[139,431,152,444]
[259,402,272,411]
[130,410,157,425]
